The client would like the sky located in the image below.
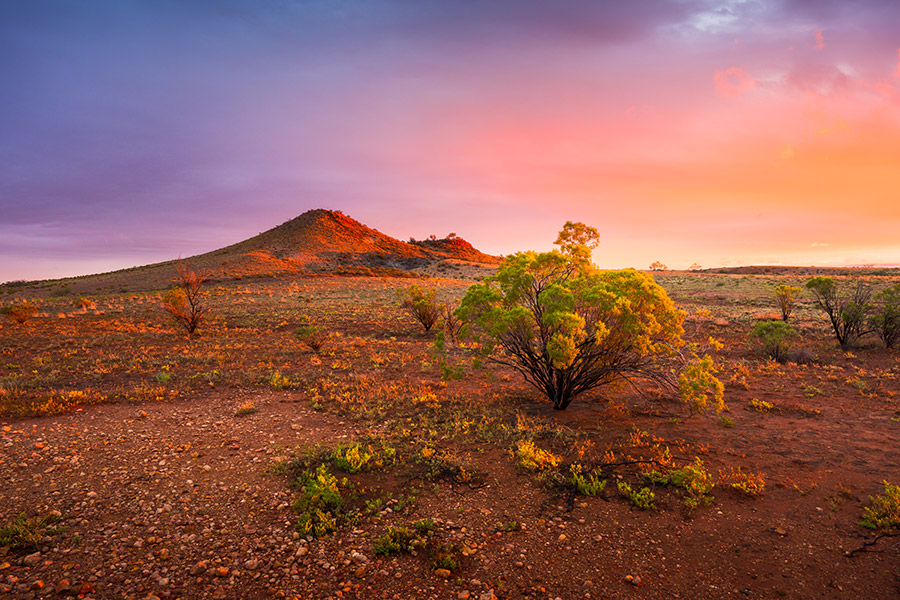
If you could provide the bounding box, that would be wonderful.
[3,0,900,282]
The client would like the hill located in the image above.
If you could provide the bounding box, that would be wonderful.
[1,209,501,295]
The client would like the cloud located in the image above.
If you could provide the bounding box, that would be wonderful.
[810,242,829,248]
[714,67,757,98]
[778,144,795,160]
[895,48,900,77]
[814,29,824,49]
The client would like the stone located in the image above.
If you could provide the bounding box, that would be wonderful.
[22,552,42,567]
[434,568,452,579]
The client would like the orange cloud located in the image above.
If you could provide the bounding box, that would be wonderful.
[815,30,824,50]
[714,67,757,98]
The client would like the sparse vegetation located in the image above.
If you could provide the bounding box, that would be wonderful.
[869,284,900,348]
[860,481,900,529]
[1,301,38,324]
[0,511,62,552]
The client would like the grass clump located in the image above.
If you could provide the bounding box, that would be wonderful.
[720,467,766,496]
[1,302,38,324]
[749,398,773,413]
[373,525,415,556]
[569,463,607,497]
[860,481,900,529]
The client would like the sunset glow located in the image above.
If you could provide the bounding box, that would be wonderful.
[2,1,900,281]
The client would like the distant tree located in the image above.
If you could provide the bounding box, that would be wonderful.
[869,284,900,348]
[649,261,668,272]
[688,263,702,271]
[398,284,442,332]
[805,277,871,349]
[162,260,207,336]
[428,234,437,241]
[447,232,458,239]
[457,222,723,412]
[774,284,801,322]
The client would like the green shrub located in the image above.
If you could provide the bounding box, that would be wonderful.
[860,481,900,529]
[647,458,715,509]
[457,222,708,411]
[398,285,442,332]
[373,526,414,555]
[617,480,656,510]
[569,463,607,497]
[749,320,796,363]
[293,464,349,538]
[295,322,330,354]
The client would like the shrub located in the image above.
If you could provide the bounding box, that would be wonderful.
[749,320,796,363]
[720,468,766,496]
[398,285,442,332]
[860,481,900,529]
[569,463,607,496]
[457,223,706,410]
[617,481,656,510]
[293,464,348,538]
[869,285,900,348]
[647,458,715,509]
[0,512,61,552]
[774,284,801,322]
[649,261,668,271]
[515,439,561,472]
[678,354,726,414]
[161,260,207,336]
[295,321,330,354]
[805,277,871,349]
[1,302,38,324]
[373,526,414,555]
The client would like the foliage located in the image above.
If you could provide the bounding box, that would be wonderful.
[749,398,773,413]
[774,284,801,322]
[720,468,766,496]
[647,458,715,509]
[569,463,607,496]
[0,512,61,552]
[554,220,599,262]
[331,441,397,473]
[749,320,796,363]
[295,317,330,354]
[234,400,257,416]
[293,464,349,538]
[677,355,725,414]
[161,260,207,336]
[649,261,668,271]
[373,526,414,555]
[515,439,561,472]
[869,285,900,348]
[1,301,38,324]
[860,481,900,529]
[457,224,691,410]
[617,480,656,510]
[805,277,871,349]
[398,284,443,332]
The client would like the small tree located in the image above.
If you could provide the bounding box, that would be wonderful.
[688,263,702,271]
[869,285,900,348]
[805,277,871,349]
[398,285,442,332]
[774,284,801,322]
[457,223,721,411]
[162,260,207,336]
[649,261,667,272]
[1,302,38,324]
[749,320,796,363]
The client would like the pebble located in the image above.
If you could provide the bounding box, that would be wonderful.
[22,552,42,567]
[434,568,452,578]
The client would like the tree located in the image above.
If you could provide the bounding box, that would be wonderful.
[649,261,667,272]
[0,301,38,324]
[688,263,702,272]
[774,284,801,322]
[805,277,871,349]
[869,284,900,348]
[162,260,208,336]
[457,223,720,411]
[398,285,442,332]
[554,221,599,262]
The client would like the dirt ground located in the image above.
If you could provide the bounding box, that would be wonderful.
[2,272,900,599]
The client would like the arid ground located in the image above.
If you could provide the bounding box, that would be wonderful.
[2,268,900,600]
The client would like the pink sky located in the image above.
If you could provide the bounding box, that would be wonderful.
[2,1,900,281]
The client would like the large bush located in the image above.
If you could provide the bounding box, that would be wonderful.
[162,260,207,336]
[805,277,870,349]
[456,224,719,411]
[749,320,796,363]
[869,284,900,348]
[398,284,442,332]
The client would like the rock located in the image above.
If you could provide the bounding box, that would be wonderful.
[22,552,41,567]
[434,568,452,579]
[354,566,366,578]
[189,560,208,576]
[479,590,497,600]
[558,534,567,542]
[350,551,368,564]
[55,579,71,594]
[296,546,308,557]
[458,592,471,600]
[214,566,229,578]
[244,559,260,570]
